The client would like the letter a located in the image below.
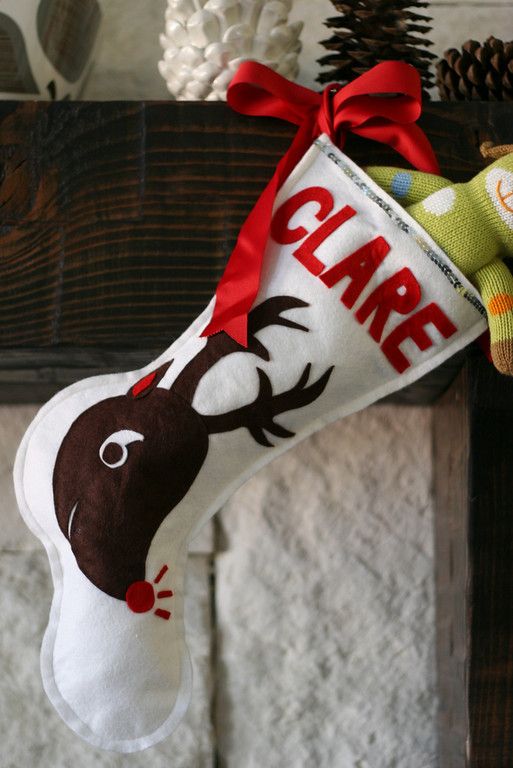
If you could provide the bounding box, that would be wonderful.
[320,236,391,308]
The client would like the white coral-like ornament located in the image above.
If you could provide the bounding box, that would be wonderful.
[158,0,303,100]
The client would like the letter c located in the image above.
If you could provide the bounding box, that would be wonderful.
[271,186,334,245]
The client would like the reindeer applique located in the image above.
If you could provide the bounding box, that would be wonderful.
[52,296,334,613]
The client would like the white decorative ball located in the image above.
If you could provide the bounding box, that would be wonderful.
[159,0,303,101]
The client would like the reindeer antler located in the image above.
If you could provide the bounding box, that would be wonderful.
[202,363,334,447]
[171,296,309,402]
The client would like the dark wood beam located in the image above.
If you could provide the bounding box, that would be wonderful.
[0,100,509,404]
[434,352,513,767]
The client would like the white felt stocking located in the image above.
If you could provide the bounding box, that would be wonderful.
[14,136,486,752]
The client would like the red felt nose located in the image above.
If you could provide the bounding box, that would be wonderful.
[126,580,155,613]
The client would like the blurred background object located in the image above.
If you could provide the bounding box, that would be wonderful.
[316,0,436,98]
[0,0,102,100]
[436,37,513,101]
[158,0,303,100]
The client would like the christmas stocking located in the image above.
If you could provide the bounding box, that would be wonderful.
[14,135,487,752]
[366,151,513,374]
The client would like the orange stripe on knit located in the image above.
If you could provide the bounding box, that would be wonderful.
[497,180,513,213]
[488,293,513,316]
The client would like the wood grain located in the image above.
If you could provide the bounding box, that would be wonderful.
[433,365,470,768]
[0,100,510,402]
[434,353,513,767]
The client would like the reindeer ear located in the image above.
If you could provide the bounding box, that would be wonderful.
[129,361,173,399]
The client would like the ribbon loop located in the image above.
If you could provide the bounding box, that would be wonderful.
[202,61,440,346]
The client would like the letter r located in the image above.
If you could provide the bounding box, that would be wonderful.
[381,302,458,373]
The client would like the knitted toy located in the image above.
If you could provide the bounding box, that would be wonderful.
[14,135,487,752]
[366,152,513,375]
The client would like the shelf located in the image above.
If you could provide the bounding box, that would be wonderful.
[0,100,509,403]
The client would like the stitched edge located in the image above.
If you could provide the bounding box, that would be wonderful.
[314,138,486,318]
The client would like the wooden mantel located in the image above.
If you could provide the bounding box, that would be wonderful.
[0,99,507,404]
[1,100,513,766]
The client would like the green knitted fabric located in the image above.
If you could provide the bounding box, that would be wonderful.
[365,166,450,205]
[365,155,513,375]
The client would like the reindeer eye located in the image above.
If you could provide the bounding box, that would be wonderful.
[99,430,144,468]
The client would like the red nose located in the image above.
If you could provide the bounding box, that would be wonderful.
[126,580,155,613]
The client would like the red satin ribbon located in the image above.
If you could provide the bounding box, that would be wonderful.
[201,60,440,346]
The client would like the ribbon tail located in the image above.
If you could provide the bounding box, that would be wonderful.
[202,312,248,346]
[202,121,315,346]
[201,172,280,347]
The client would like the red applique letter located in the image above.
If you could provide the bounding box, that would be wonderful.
[381,302,458,373]
[271,187,334,246]
[320,236,391,308]
[293,204,356,276]
[355,267,422,342]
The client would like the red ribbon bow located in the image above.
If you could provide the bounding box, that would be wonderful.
[201,60,440,346]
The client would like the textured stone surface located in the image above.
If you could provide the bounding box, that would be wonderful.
[0,406,40,551]
[0,550,213,768]
[215,406,437,768]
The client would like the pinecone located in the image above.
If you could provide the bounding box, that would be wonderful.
[436,37,513,101]
[317,0,436,97]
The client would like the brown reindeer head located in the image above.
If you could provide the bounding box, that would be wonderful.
[52,297,334,613]
[53,362,209,602]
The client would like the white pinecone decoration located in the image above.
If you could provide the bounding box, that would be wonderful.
[158,0,303,100]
